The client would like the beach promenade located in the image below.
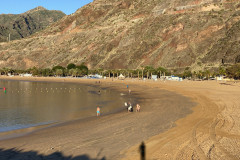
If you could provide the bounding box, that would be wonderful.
[0,76,240,159]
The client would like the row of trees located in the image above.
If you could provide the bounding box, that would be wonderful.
[89,66,169,79]
[1,64,240,79]
[180,65,240,80]
[0,65,169,78]
[0,63,88,77]
[88,65,240,80]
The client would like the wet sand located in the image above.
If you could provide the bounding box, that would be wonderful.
[0,76,239,159]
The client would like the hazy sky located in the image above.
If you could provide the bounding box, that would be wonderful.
[0,0,93,15]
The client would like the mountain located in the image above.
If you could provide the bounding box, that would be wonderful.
[0,6,66,42]
[0,0,240,71]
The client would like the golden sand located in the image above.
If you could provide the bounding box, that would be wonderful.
[0,76,239,159]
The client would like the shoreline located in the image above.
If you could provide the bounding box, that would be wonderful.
[0,76,196,159]
[1,76,239,159]
[0,76,139,140]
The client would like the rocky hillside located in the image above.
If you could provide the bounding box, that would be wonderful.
[0,0,240,71]
[0,6,65,42]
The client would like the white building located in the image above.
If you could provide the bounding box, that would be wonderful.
[20,73,32,77]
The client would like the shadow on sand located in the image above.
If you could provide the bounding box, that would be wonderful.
[0,142,146,159]
[0,148,106,160]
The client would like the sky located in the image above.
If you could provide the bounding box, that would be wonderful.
[0,0,93,15]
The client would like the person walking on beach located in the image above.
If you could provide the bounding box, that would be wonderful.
[97,107,100,116]
[128,103,133,112]
[128,105,133,112]
[128,102,131,108]
[129,89,131,94]
[124,102,128,110]
[136,104,141,112]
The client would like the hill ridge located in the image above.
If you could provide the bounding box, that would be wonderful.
[0,0,240,71]
[0,7,66,42]
[24,6,47,14]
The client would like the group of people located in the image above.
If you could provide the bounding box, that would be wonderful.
[97,102,141,116]
[125,102,140,112]
[96,84,141,116]
[125,85,140,112]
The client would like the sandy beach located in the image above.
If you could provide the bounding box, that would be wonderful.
[0,76,240,160]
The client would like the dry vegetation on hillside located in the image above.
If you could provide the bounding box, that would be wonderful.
[0,0,240,71]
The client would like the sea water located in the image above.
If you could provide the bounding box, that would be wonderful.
[0,79,130,132]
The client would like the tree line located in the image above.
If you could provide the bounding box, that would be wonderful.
[0,63,88,77]
[1,63,240,80]
[178,64,240,80]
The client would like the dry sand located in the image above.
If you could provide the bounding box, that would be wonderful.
[124,80,240,160]
[0,76,240,160]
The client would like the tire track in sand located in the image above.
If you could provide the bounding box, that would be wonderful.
[123,82,240,160]
[123,90,218,160]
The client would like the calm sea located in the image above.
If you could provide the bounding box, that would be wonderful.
[0,79,131,132]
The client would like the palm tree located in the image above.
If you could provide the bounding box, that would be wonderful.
[144,66,154,79]
[96,68,103,76]
[218,66,226,76]
[156,67,167,78]
[137,70,140,79]
[130,69,134,79]
[117,69,119,78]
[197,70,203,79]
[56,69,63,77]
[193,71,197,80]
[141,66,145,80]
[106,69,111,78]
[111,70,116,78]
[205,70,211,80]
[69,68,75,77]
[102,70,107,77]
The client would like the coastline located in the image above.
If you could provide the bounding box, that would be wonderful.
[0,76,138,140]
[0,76,196,159]
[1,76,239,159]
